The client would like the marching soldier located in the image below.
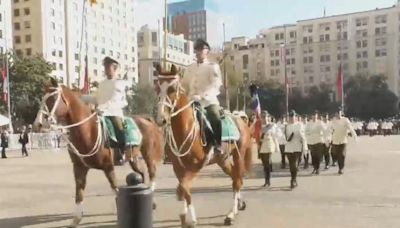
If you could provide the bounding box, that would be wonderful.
[181,39,223,152]
[305,111,325,175]
[331,109,357,175]
[259,113,281,187]
[322,114,332,169]
[276,116,287,168]
[284,110,307,189]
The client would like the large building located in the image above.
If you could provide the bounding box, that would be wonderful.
[0,1,13,54]
[12,0,137,87]
[166,0,222,48]
[137,25,194,86]
[225,3,400,96]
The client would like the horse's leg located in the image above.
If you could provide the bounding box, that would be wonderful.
[103,164,118,194]
[177,173,197,228]
[127,146,148,184]
[218,145,245,226]
[70,163,89,227]
[140,138,159,209]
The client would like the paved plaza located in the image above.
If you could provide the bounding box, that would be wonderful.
[1,136,400,228]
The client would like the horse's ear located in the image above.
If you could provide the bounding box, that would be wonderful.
[155,64,162,74]
[170,64,177,75]
[50,77,58,87]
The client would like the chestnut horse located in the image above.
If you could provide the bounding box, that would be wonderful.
[33,78,164,227]
[156,65,253,227]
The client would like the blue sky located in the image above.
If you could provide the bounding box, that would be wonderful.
[136,0,398,40]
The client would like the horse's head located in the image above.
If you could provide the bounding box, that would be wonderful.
[155,64,184,126]
[33,78,70,132]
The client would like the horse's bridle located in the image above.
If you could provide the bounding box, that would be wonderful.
[37,86,101,158]
[157,76,199,158]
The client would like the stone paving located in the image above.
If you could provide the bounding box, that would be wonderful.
[1,136,400,227]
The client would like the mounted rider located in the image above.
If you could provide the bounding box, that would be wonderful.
[181,39,223,151]
[82,56,128,160]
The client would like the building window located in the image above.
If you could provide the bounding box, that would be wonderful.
[75,66,79,73]
[25,34,31,42]
[375,27,387,35]
[0,13,2,22]
[375,49,387,57]
[14,9,20,17]
[52,50,56,56]
[74,53,79,60]
[15,49,22,56]
[14,0,19,3]
[0,30,2,39]
[242,54,249,69]
[26,48,32,56]
[51,22,55,30]
[290,31,296,38]
[24,21,31,28]
[59,63,63,70]
[51,8,55,16]
[375,15,387,24]
[58,51,62,57]
[24,8,30,15]
[14,36,21,44]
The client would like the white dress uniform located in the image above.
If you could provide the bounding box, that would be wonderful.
[323,121,333,146]
[181,59,223,107]
[331,117,357,145]
[84,78,128,117]
[260,124,281,154]
[276,122,287,146]
[305,120,325,145]
[285,122,307,153]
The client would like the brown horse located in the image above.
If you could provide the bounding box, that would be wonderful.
[33,78,164,227]
[156,65,253,227]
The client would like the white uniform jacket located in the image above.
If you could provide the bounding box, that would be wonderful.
[284,122,307,153]
[305,120,325,145]
[181,59,223,107]
[260,123,281,154]
[331,117,357,145]
[83,78,128,117]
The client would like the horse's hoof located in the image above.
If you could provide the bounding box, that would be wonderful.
[224,217,233,226]
[153,202,157,210]
[238,200,246,211]
[185,222,196,228]
[68,217,81,228]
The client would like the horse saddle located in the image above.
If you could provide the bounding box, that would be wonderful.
[197,108,241,145]
[101,117,143,147]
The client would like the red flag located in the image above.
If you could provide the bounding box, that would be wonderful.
[336,64,343,101]
[82,55,89,94]
[2,66,7,103]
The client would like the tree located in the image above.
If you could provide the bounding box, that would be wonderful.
[345,74,398,119]
[127,83,158,118]
[6,54,54,124]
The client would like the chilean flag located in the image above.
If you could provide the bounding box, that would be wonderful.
[249,84,262,144]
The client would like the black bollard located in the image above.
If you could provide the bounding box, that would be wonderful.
[116,172,153,228]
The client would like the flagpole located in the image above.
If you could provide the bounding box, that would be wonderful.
[283,24,289,117]
[3,10,11,132]
[163,0,168,69]
[339,22,344,113]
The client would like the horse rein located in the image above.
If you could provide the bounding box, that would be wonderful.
[158,76,199,158]
[38,86,102,158]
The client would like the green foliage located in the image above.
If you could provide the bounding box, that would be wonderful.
[5,54,54,124]
[127,83,158,118]
[345,74,398,119]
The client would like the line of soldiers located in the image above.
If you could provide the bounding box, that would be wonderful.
[257,109,357,189]
[352,119,399,136]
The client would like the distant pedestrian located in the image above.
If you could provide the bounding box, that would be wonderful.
[1,129,8,158]
[19,126,29,157]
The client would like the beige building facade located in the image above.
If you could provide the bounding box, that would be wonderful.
[137,25,194,86]
[225,3,400,96]
[12,0,138,87]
